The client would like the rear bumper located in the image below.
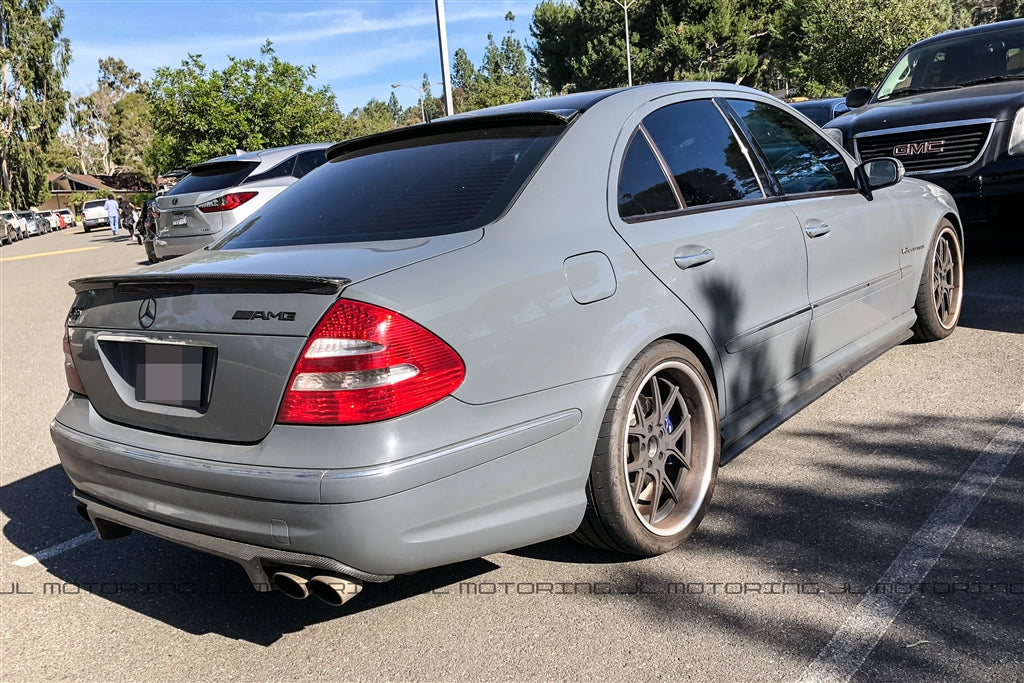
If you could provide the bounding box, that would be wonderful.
[50,378,612,580]
[82,216,109,228]
[153,233,217,259]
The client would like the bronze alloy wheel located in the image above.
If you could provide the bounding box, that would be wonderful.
[912,219,963,342]
[574,342,720,555]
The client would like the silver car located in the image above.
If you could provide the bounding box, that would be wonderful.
[17,211,40,236]
[151,143,332,261]
[53,83,963,607]
[0,210,21,243]
[36,210,59,232]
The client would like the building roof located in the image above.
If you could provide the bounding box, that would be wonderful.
[48,171,116,192]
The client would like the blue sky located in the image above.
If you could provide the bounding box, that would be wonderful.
[59,0,543,112]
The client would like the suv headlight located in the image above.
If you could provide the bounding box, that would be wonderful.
[1010,107,1024,156]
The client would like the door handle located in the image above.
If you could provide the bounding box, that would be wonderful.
[805,223,830,238]
[674,248,715,270]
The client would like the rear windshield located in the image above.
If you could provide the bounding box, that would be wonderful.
[218,124,563,248]
[167,161,257,196]
[83,200,106,209]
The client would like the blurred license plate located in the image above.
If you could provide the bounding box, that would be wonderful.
[172,214,187,226]
[135,345,204,408]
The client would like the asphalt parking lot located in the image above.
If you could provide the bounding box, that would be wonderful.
[1,227,1020,681]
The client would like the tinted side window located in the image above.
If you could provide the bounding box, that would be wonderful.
[294,150,328,178]
[617,131,679,218]
[244,157,295,184]
[727,99,854,195]
[642,100,763,208]
[220,125,562,247]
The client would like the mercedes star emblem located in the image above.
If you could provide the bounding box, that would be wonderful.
[138,298,157,329]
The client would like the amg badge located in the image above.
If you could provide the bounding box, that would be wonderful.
[233,310,296,321]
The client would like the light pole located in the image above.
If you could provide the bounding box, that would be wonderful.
[609,0,637,87]
[391,82,445,122]
[435,0,454,119]
[391,83,425,122]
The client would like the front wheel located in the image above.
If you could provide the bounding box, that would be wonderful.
[573,341,720,556]
[911,220,963,342]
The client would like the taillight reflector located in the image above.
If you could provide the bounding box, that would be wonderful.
[277,300,464,425]
[63,322,87,396]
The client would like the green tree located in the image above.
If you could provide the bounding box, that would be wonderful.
[108,91,154,176]
[338,98,395,139]
[0,0,71,208]
[386,92,403,127]
[453,13,536,112]
[65,57,149,176]
[146,41,343,171]
[530,0,783,92]
[792,0,964,96]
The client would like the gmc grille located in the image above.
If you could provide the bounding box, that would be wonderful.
[854,123,991,174]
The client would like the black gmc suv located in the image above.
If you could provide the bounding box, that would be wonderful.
[826,19,1024,239]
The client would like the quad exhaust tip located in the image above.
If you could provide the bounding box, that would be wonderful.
[271,569,363,606]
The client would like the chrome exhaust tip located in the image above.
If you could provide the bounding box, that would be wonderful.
[308,575,363,606]
[271,571,311,600]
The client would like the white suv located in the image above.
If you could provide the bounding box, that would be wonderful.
[152,143,332,260]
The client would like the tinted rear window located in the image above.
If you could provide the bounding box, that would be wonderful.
[168,161,257,196]
[219,125,562,248]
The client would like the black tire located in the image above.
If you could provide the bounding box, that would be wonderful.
[911,220,963,342]
[573,341,720,555]
[84,225,91,233]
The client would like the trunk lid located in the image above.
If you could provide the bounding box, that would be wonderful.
[66,232,479,442]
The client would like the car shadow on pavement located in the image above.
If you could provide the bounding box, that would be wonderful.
[0,465,500,645]
[957,256,1024,335]
[1,408,1019,664]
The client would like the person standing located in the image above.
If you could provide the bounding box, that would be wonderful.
[104,196,120,236]
[118,196,136,237]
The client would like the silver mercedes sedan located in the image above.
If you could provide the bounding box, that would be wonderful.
[52,82,963,607]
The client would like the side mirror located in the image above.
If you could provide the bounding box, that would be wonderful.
[860,158,905,192]
[845,87,872,109]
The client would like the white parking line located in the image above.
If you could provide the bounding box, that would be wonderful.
[12,532,97,567]
[798,400,1024,683]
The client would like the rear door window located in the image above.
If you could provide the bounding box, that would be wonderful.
[220,124,563,248]
[641,100,764,209]
[617,132,680,218]
[617,99,764,219]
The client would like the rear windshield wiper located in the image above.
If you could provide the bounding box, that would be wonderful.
[877,86,959,101]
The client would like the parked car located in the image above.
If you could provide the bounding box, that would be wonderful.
[152,143,332,261]
[56,208,75,228]
[54,82,962,607]
[789,96,850,126]
[17,210,40,236]
[0,210,22,243]
[36,210,60,232]
[81,199,110,232]
[826,18,1024,234]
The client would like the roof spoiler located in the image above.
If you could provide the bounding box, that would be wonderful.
[326,111,575,161]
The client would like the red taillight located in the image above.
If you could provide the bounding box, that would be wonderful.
[63,322,87,396]
[277,300,465,425]
[197,191,257,213]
